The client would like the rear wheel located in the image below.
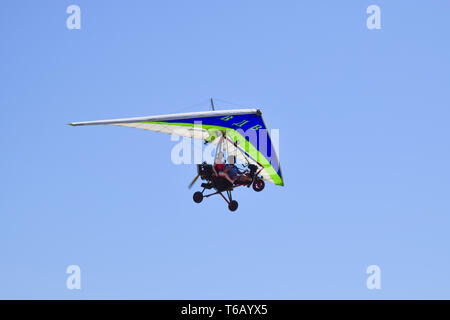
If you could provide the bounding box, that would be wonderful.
[193,192,203,203]
[252,178,265,192]
[228,200,238,212]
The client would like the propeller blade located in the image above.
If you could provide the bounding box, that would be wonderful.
[188,174,200,189]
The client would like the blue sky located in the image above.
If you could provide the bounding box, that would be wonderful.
[1,1,449,299]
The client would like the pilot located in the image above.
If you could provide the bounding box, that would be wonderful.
[223,155,239,184]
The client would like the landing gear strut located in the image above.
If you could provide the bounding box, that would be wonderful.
[192,188,239,212]
[221,190,238,212]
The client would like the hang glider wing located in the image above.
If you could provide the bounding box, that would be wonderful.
[70,109,284,186]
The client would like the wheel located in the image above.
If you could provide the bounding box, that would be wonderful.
[252,178,265,192]
[193,191,203,203]
[228,200,238,212]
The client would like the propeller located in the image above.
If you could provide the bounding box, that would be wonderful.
[188,174,200,189]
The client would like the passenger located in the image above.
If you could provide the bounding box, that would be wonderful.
[224,155,253,185]
[222,155,238,184]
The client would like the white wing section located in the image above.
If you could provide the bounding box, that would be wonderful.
[112,122,211,140]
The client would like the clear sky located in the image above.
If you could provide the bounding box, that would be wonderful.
[1,1,449,299]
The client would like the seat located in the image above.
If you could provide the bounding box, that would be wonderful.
[212,176,233,192]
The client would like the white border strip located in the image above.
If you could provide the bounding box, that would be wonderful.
[69,109,260,126]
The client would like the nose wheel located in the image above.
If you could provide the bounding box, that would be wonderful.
[252,178,265,192]
[228,200,238,212]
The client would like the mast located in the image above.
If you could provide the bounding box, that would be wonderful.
[210,98,215,111]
